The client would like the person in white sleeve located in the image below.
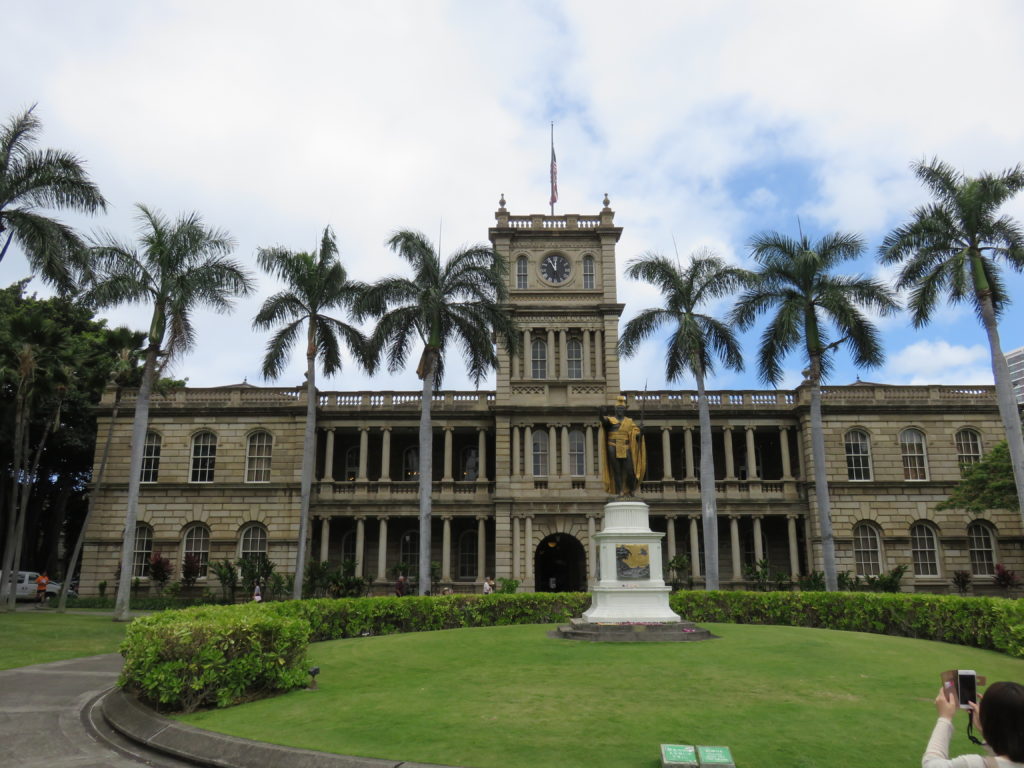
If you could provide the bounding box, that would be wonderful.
[923,680,1024,768]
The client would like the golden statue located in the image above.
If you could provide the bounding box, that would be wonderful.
[601,395,647,497]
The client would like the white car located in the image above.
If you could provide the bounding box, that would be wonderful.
[11,571,72,601]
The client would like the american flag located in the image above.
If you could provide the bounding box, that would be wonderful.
[549,145,558,207]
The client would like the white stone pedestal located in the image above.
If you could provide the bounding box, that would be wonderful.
[581,500,681,624]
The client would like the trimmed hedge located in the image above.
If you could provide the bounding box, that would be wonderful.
[669,591,1024,657]
[119,603,310,713]
[119,590,1024,712]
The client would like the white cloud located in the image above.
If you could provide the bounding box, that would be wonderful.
[883,340,993,385]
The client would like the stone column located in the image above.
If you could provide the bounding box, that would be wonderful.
[523,328,531,378]
[666,515,677,560]
[585,425,595,478]
[524,425,533,475]
[559,329,568,379]
[684,427,695,478]
[582,330,591,378]
[598,423,607,483]
[560,425,570,477]
[525,515,534,585]
[729,516,742,581]
[512,516,521,580]
[380,427,392,481]
[477,428,488,482]
[512,425,521,476]
[355,516,365,577]
[787,514,800,578]
[723,426,736,480]
[376,516,389,581]
[546,329,555,379]
[594,329,604,379]
[689,516,701,579]
[324,428,335,481]
[745,426,758,480]
[780,426,793,479]
[587,514,597,582]
[477,516,487,581]
[443,427,454,481]
[548,424,557,477]
[753,516,764,563]
[661,427,673,480]
[441,516,452,582]
[319,516,331,563]
[358,427,369,481]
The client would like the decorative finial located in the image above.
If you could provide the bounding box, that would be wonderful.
[498,193,506,210]
[603,192,610,209]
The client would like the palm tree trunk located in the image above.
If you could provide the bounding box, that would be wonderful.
[292,349,318,600]
[695,367,720,590]
[1,392,30,611]
[418,352,436,596]
[978,294,1024,528]
[808,381,838,591]
[112,347,158,621]
[58,387,121,612]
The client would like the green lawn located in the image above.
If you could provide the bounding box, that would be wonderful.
[0,611,128,669]
[177,622,1024,768]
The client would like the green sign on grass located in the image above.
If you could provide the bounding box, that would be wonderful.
[660,743,698,767]
[697,745,735,766]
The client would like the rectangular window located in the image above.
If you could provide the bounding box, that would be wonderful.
[190,433,217,483]
[140,432,161,483]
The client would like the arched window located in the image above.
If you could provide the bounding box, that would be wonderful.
[853,522,882,576]
[457,529,477,579]
[183,523,210,577]
[532,429,549,476]
[399,531,419,573]
[190,431,217,483]
[132,523,153,578]
[899,428,928,481]
[955,429,983,475]
[245,431,273,483]
[844,429,872,481]
[460,446,479,481]
[567,338,583,379]
[403,447,418,480]
[344,446,359,481]
[582,255,595,289]
[516,255,528,289]
[569,429,586,476]
[910,522,939,577]
[140,431,161,483]
[968,521,996,575]
[239,523,267,560]
[340,530,356,565]
[531,338,547,379]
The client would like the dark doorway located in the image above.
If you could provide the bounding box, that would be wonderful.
[535,533,587,592]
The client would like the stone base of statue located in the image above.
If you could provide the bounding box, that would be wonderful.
[551,500,714,642]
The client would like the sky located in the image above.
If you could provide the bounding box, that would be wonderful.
[4,0,1024,395]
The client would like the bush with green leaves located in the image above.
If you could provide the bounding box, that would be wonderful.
[238,553,276,593]
[180,554,202,588]
[119,603,310,713]
[147,553,172,592]
[210,559,238,602]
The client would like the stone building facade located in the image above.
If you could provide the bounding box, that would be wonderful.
[79,200,1024,596]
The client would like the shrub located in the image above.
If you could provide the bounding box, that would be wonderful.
[951,570,971,595]
[798,571,826,591]
[119,604,310,713]
[210,559,238,603]
[993,564,1022,592]
[147,554,172,592]
[238,553,276,593]
[496,577,519,593]
[180,554,202,588]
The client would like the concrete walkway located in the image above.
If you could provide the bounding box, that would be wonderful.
[0,652,192,767]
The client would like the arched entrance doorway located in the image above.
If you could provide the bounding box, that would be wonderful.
[535,533,587,592]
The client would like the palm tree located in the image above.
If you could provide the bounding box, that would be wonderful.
[357,230,517,595]
[619,250,751,590]
[880,158,1024,528]
[0,105,107,293]
[82,205,253,620]
[252,227,369,600]
[732,231,898,591]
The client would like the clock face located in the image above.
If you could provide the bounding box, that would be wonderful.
[540,253,571,284]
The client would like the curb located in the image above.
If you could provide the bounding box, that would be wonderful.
[101,688,455,768]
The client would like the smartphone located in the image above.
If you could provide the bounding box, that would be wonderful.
[957,669,977,709]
